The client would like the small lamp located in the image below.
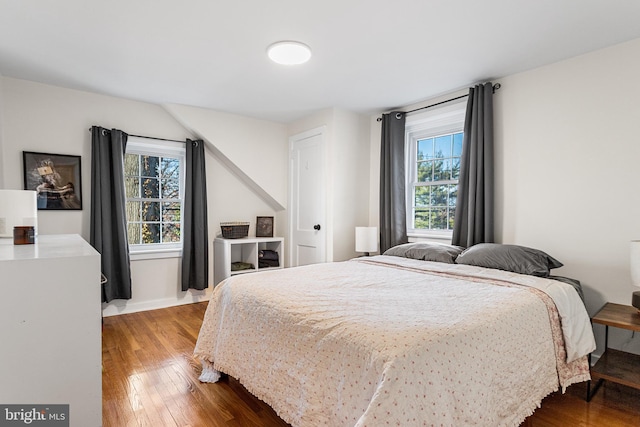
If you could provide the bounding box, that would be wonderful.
[0,190,38,238]
[355,226,378,256]
[630,240,640,312]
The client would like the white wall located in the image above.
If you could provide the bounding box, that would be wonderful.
[331,109,371,260]
[0,77,288,316]
[0,73,5,188]
[495,38,640,354]
[164,103,289,212]
[495,38,640,311]
[289,108,371,261]
[1,78,191,236]
[162,103,289,278]
[370,37,640,354]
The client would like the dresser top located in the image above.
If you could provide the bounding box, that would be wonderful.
[0,234,99,262]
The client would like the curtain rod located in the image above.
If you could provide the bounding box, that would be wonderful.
[88,127,186,143]
[376,83,501,122]
[129,134,185,144]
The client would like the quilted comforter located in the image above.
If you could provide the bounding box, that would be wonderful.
[194,255,595,427]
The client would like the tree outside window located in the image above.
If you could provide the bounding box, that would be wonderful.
[124,138,184,254]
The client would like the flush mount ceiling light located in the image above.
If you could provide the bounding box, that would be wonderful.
[267,41,312,65]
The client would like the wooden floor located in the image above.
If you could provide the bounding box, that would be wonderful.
[103,302,640,427]
[102,302,289,427]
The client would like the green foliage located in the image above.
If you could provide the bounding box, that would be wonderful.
[412,132,463,231]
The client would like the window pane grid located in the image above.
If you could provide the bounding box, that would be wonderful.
[411,131,463,232]
[124,151,183,246]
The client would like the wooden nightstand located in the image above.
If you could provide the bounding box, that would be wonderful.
[587,302,640,401]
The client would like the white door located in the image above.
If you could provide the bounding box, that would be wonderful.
[289,127,326,267]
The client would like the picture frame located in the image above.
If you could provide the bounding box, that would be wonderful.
[256,216,274,237]
[23,151,82,210]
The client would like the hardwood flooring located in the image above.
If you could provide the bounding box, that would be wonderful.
[102,302,289,427]
[524,382,640,427]
[103,302,640,426]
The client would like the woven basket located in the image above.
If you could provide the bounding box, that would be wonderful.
[220,222,250,239]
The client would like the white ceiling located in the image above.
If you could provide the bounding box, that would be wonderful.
[1,0,640,123]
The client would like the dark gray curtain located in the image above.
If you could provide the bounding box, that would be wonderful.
[452,82,495,247]
[90,126,132,302]
[379,112,408,253]
[181,139,209,291]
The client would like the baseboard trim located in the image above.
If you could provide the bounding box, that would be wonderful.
[102,290,211,317]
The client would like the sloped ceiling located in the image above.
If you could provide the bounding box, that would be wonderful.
[1,0,640,123]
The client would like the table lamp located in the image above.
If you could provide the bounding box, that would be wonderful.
[0,189,38,238]
[355,226,377,256]
[630,240,640,311]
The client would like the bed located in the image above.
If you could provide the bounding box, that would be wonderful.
[194,243,596,427]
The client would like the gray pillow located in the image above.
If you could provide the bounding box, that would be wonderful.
[383,242,465,264]
[455,243,563,277]
[549,275,585,302]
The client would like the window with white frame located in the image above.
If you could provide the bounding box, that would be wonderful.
[405,100,466,238]
[124,136,185,257]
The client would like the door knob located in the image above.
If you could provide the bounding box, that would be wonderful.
[313,224,321,231]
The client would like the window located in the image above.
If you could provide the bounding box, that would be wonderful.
[124,137,185,258]
[405,100,466,238]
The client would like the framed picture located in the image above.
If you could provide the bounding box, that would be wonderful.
[23,151,82,210]
[256,216,274,237]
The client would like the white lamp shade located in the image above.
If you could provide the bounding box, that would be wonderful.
[0,190,38,238]
[631,240,640,288]
[356,226,378,253]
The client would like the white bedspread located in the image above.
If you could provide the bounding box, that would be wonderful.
[194,256,594,427]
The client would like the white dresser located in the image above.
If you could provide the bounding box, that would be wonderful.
[0,234,102,426]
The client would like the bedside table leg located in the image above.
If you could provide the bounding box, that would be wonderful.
[586,378,604,401]
[586,324,608,401]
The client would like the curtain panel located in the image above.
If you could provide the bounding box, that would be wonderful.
[90,126,132,302]
[181,139,209,291]
[452,82,495,247]
[379,112,408,253]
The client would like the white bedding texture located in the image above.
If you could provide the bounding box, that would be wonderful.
[194,255,595,427]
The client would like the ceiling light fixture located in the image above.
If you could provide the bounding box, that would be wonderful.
[267,41,312,65]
